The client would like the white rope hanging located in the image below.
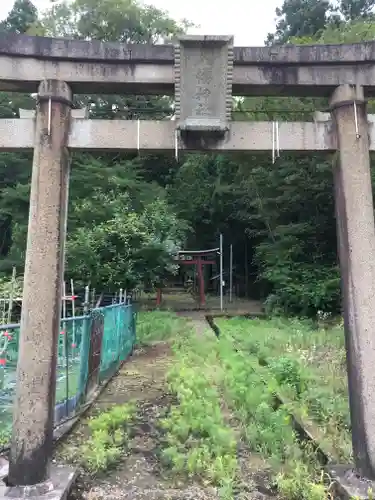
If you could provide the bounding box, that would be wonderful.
[272,121,280,164]
[276,120,280,157]
[353,102,360,140]
[47,97,52,136]
[137,119,140,153]
[175,129,179,162]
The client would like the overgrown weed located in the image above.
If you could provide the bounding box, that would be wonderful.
[82,403,136,473]
[216,317,351,461]
[136,310,192,345]
[160,333,237,498]
[159,317,331,499]
[216,334,326,499]
[63,403,136,474]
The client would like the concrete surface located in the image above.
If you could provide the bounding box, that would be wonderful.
[6,115,375,152]
[0,460,76,500]
[1,34,375,95]
[3,33,375,63]
[331,84,375,477]
[19,108,89,119]
[175,36,233,133]
[9,80,72,486]
[0,118,349,152]
[328,465,375,499]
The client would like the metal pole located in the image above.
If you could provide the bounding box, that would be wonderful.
[7,266,16,324]
[62,281,69,416]
[83,285,90,315]
[62,281,67,361]
[78,285,90,399]
[1,299,5,326]
[229,244,233,303]
[70,278,76,351]
[197,257,205,308]
[220,233,223,311]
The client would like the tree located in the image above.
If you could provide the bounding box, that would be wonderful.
[266,0,375,45]
[40,0,190,41]
[0,0,191,290]
[2,153,190,291]
[0,0,38,34]
[254,4,375,313]
[339,0,375,20]
[39,0,187,120]
[0,1,39,271]
[315,17,375,43]
[266,0,332,45]
[3,0,375,314]
[66,191,188,291]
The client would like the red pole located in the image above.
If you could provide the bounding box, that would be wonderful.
[197,257,205,307]
[156,288,162,307]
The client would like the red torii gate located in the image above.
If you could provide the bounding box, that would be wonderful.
[155,248,219,307]
[176,248,219,307]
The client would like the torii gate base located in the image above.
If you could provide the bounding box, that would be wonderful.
[0,466,77,500]
[3,34,375,498]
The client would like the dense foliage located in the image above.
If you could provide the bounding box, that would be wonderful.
[0,0,189,292]
[0,0,374,312]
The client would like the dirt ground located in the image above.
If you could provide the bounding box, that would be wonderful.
[58,343,219,500]
[138,290,264,316]
[57,337,276,500]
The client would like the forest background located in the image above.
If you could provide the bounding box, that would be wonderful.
[0,0,373,316]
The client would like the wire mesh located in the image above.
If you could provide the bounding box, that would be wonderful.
[55,315,92,423]
[0,302,135,446]
[98,303,136,383]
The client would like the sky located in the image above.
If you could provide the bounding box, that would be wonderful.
[0,0,281,46]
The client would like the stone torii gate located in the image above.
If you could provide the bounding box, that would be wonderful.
[1,33,375,498]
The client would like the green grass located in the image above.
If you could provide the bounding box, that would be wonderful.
[216,317,351,462]
[61,403,136,474]
[160,332,237,499]
[152,312,331,499]
[81,403,136,473]
[55,363,81,403]
[0,310,349,498]
[135,310,193,345]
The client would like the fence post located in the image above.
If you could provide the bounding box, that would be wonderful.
[86,310,104,397]
[132,304,137,348]
[7,267,16,324]
[78,286,91,400]
[116,303,122,363]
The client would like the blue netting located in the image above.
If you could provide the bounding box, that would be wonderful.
[97,303,136,382]
[0,302,135,445]
[55,315,92,422]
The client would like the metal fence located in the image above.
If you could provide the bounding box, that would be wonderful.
[0,302,136,445]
